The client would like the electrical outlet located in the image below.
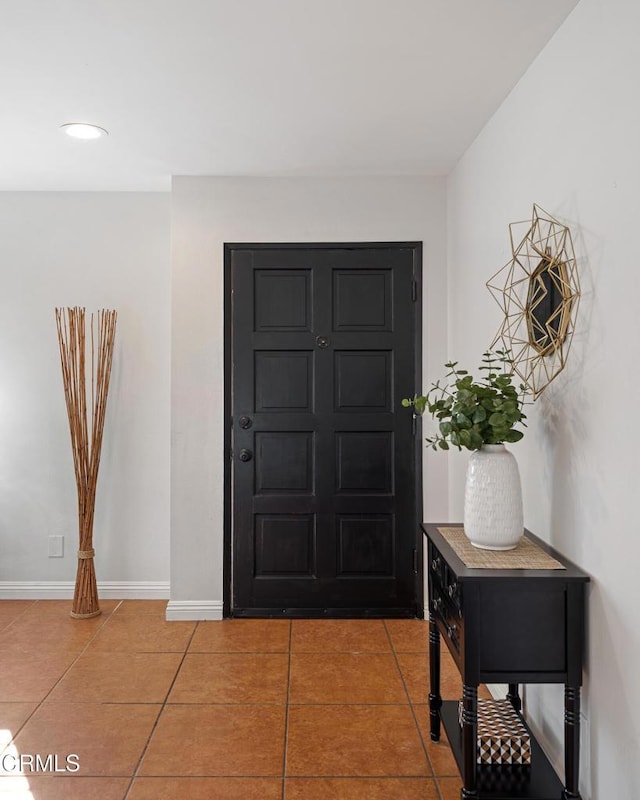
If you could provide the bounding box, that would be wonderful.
[48,535,64,558]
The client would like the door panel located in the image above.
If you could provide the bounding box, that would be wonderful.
[337,515,395,576]
[254,269,312,331]
[254,514,316,577]
[255,432,315,494]
[254,351,314,412]
[336,432,393,493]
[335,350,392,412]
[333,269,392,330]
[227,243,421,616]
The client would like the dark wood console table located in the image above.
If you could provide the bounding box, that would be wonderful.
[422,523,589,800]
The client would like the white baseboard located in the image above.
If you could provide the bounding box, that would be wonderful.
[0,581,170,600]
[165,600,224,621]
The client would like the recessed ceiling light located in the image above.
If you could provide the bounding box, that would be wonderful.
[60,123,108,140]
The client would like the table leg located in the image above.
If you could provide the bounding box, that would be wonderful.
[507,683,521,712]
[428,613,442,741]
[461,683,478,800]
[563,685,582,799]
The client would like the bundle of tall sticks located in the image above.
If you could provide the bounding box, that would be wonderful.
[55,307,117,618]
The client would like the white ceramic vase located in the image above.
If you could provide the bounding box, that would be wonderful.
[464,444,523,550]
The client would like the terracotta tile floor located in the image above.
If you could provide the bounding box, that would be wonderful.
[0,601,478,799]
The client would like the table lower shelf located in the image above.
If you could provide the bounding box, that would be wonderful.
[441,701,564,800]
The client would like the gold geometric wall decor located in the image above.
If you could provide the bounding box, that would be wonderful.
[487,204,579,399]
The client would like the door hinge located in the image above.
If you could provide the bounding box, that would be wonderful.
[411,280,417,301]
[413,548,418,573]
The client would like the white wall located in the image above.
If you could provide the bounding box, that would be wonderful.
[0,193,171,590]
[447,0,640,795]
[170,176,448,609]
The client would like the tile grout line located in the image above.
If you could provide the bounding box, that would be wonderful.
[382,619,443,796]
[122,618,200,800]
[0,600,124,756]
[281,620,293,800]
[387,621,459,800]
[0,600,38,633]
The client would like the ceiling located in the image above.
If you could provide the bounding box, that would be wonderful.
[1,0,579,191]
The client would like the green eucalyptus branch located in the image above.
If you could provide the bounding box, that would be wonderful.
[402,350,529,452]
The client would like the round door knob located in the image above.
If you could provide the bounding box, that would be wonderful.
[239,449,253,462]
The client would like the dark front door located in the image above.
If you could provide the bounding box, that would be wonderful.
[226,243,422,616]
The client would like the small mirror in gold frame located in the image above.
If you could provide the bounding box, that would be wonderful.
[525,248,573,356]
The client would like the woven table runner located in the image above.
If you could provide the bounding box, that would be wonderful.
[437,527,565,570]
